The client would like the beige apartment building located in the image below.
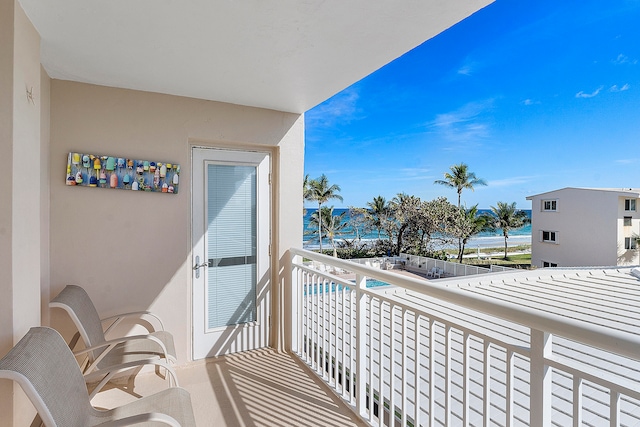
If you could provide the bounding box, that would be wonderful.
[527,187,640,267]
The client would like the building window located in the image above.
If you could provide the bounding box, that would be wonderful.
[542,200,557,211]
[542,261,558,267]
[542,230,557,243]
[625,199,636,211]
[624,216,632,226]
[625,237,637,250]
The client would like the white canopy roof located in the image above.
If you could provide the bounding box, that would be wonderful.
[18,0,492,113]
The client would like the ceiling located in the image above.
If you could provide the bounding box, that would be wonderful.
[19,0,493,113]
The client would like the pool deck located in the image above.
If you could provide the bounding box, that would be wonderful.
[335,266,431,282]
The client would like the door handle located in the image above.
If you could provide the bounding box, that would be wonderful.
[193,256,208,278]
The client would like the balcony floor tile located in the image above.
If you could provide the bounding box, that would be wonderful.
[91,348,366,427]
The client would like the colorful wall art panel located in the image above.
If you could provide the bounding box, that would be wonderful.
[66,152,180,194]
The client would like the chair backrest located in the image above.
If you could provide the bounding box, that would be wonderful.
[0,327,92,426]
[50,285,107,361]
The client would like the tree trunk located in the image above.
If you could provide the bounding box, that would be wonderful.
[396,224,407,256]
[503,232,508,259]
[318,202,323,253]
[458,239,466,263]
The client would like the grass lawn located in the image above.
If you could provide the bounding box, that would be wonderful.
[467,253,532,269]
[447,245,533,269]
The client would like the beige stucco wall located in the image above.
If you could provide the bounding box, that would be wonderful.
[0,1,47,425]
[0,0,15,422]
[529,188,635,267]
[40,65,51,327]
[49,80,304,364]
[0,0,16,363]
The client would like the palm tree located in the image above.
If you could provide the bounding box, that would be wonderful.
[486,202,530,259]
[303,174,311,216]
[434,163,487,207]
[320,206,347,258]
[366,195,389,239]
[435,163,487,258]
[305,174,343,253]
[452,205,490,263]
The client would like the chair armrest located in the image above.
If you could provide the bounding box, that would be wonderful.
[95,413,181,426]
[74,334,170,374]
[101,311,166,336]
[86,358,179,399]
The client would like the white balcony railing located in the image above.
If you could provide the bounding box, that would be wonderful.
[289,248,640,427]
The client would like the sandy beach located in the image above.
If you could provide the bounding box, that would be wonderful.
[304,234,532,251]
[465,234,531,249]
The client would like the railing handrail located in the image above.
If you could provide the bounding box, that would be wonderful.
[290,247,640,362]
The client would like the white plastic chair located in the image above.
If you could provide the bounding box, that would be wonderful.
[0,327,195,426]
[50,285,178,398]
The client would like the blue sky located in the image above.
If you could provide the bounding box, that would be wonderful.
[304,0,640,210]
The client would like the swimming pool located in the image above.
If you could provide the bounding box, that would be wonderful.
[304,278,390,295]
[366,279,391,288]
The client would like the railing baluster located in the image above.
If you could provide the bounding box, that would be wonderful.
[300,270,306,360]
[310,273,315,365]
[484,341,491,427]
[327,274,338,386]
[306,272,312,363]
[445,325,451,426]
[316,275,321,373]
[573,376,582,427]
[610,391,620,427]
[368,297,376,424]
[355,273,367,420]
[429,318,436,426]
[463,332,470,427]
[323,277,329,380]
[401,308,407,427]
[390,304,397,427]
[414,314,421,427]
[323,278,328,378]
[341,280,347,398]
[506,349,514,427]
[378,299,385,427]
[350,283,357,406]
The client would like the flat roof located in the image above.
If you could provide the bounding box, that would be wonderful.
[375,267,640,424]
[527,187,640,200]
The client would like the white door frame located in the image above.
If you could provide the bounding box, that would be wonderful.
[191,146,271,359]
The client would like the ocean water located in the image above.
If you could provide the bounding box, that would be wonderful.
[303,208,532,249]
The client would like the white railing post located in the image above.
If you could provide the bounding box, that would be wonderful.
[530,329,552,427]
[356,273,367,418]
[291,253,301,354]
